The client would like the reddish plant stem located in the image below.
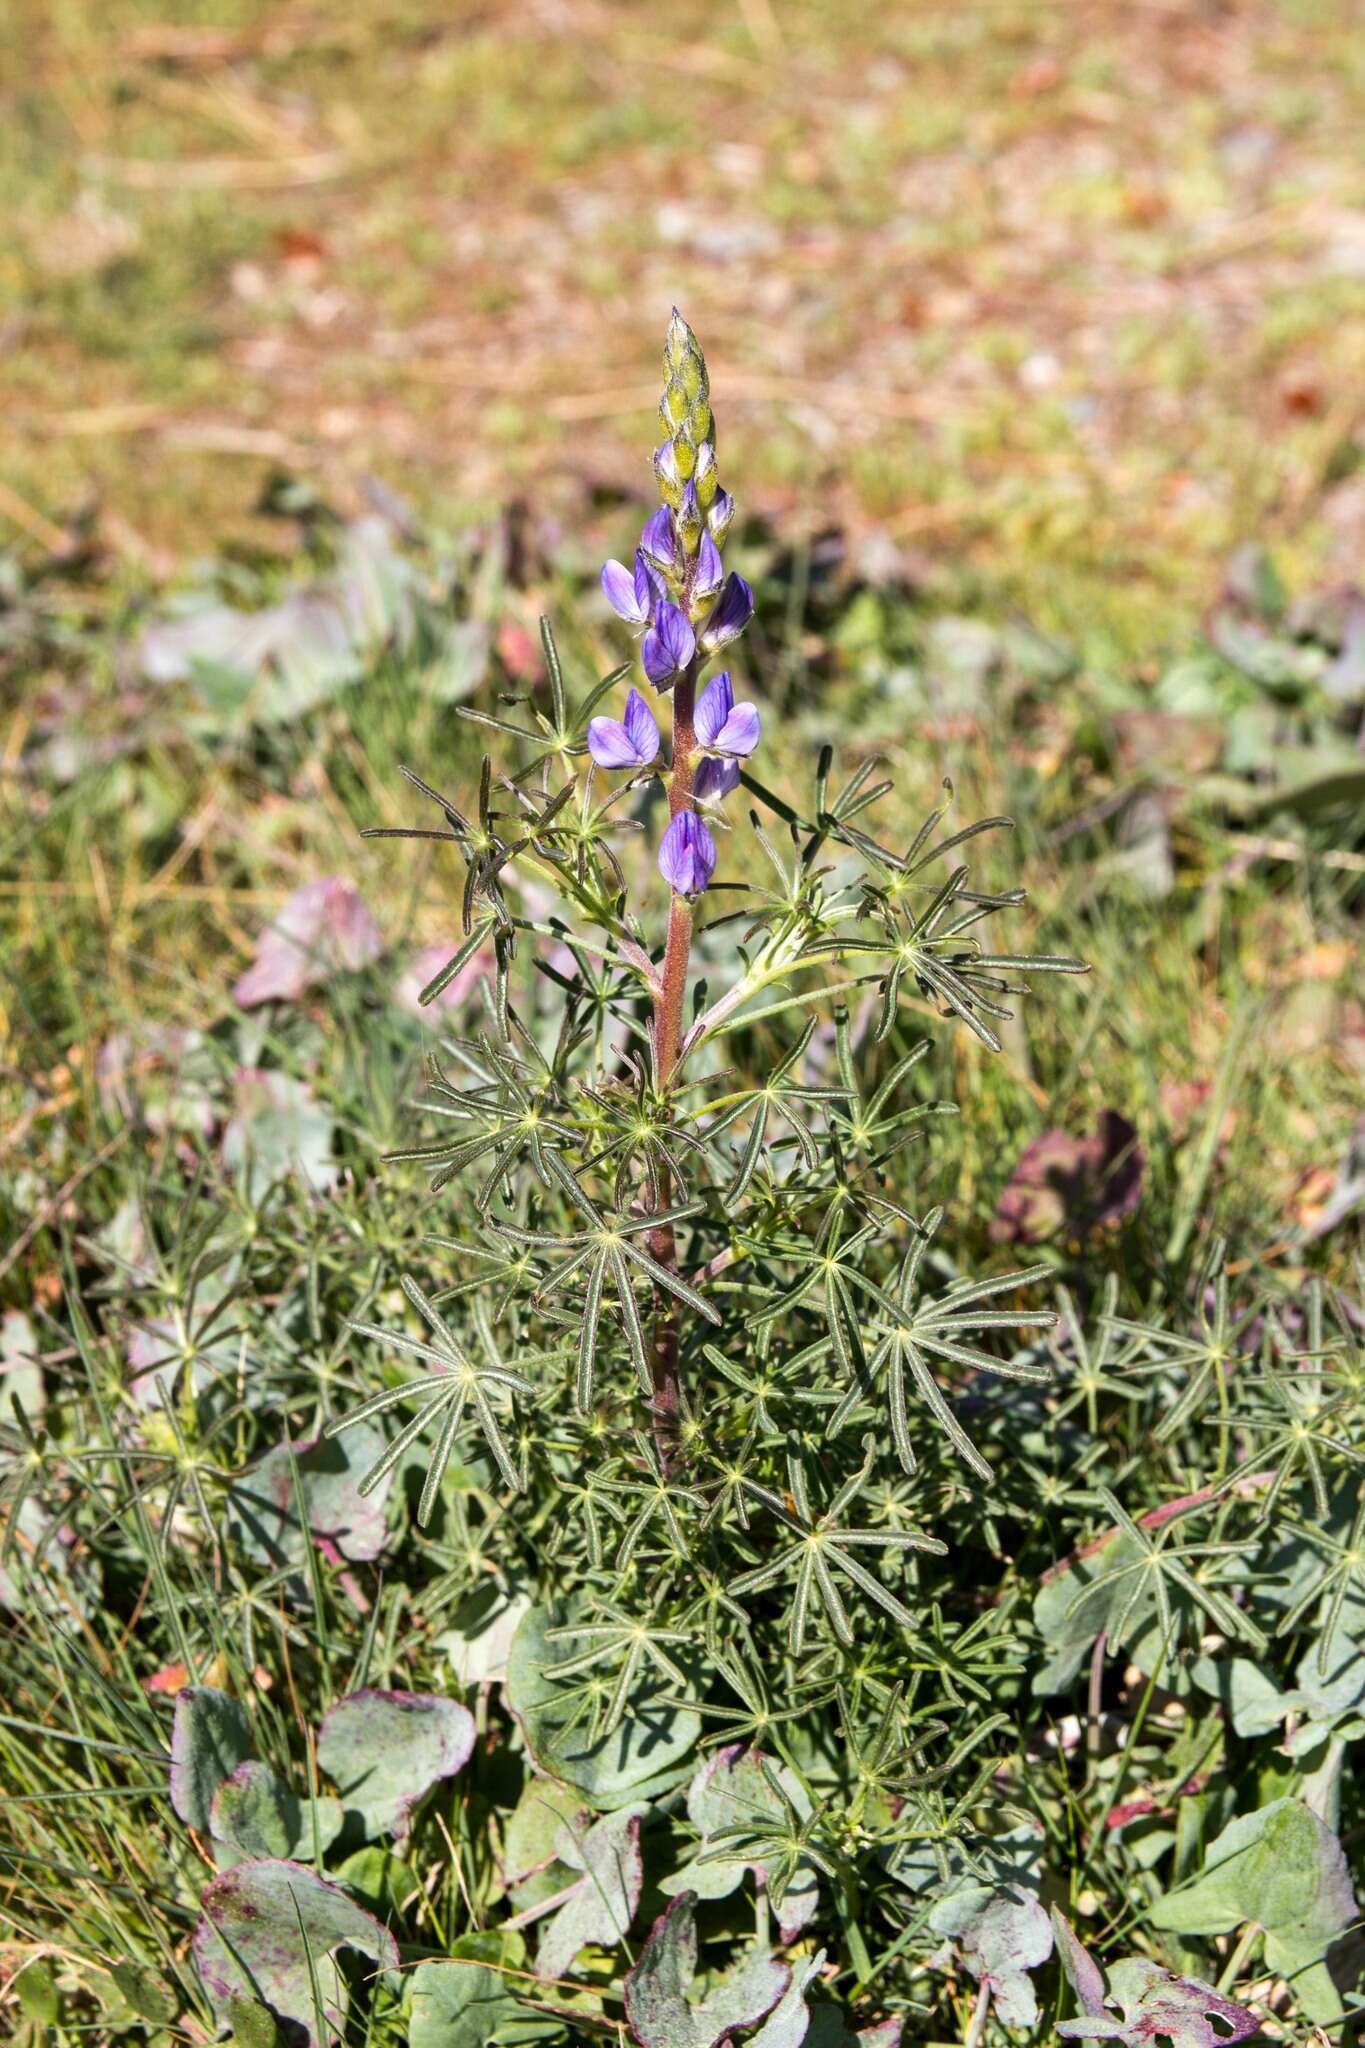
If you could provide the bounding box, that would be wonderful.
[647,657,699,1467]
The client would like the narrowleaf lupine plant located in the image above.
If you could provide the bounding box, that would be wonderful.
[338,311,1096,2023]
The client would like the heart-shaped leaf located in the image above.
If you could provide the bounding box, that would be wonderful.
[507,1604,700,1809]
[407,1934,525,2048]
[192,1858,398,2048]
[170,1686,251,1831]
[1149,1797,1357,2023]
[316,1688,475,1845]
[624,1891,790,2048]
[209,1760,345,1868]
[535,1802,646,1980]
[929,1885,1052,2030]
[229,1427,394,1571]
[748,1950,826,2048]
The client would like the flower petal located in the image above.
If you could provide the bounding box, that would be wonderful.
[700,573,753,653]
[694,672,735,749]
[587,716,641,769]
[621,688,661,764]
[601,558,651,626]
[640,507,677,573]
[693,531,724,604]
[713,702,760,757]
[659,810,718,895]
[641,601,696,687]
[693,756,741,804]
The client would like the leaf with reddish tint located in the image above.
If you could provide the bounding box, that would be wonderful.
[316,1688,475,1844]
[990,1111,1144,1244]
[929,1885,1053,2030]
[1053,1912,1257,2048]
[233,877,383,1008]
[192,1858,398,2047]
[535,1803,646,1981]
[659,1745,818,1943]
[625,1892,789,2048]
[229,1425,393,1570]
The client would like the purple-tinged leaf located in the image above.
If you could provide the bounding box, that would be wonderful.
[748,1951,826,2048]
[316,1688,475,1845]
[624,1891,789,2048]
[233,876,383,1008]
[192,1858,398,2048]
[535,1803,646,1980]
[170,1686,250,1832]
[660,1745,818,1943]
[990,1111,1144,1244]
[208,1760,345,1868]
[229,1425,393,1570]
[1054,1914,1257,2048]
[929,1886,1052,2030]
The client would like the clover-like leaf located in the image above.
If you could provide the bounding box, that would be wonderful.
[929,1885,1053,2030]
[169,1685,251,1831]
[507,1604,700,1809]
[535,1802,646,1980]
[408,1934,526,2048]
[316,1688,475,1844]
[659,1745,819,1943]
[229,1426,393,1570]
[1053,1915,1257,2048]
[192,1858,399,2048]
[748,1950,826,2048]
[1149,1797,1357,2023]
[209,1761,345,1868]
[624,1891,790,2048]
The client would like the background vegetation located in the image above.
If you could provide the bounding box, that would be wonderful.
[2,3,1363,2044]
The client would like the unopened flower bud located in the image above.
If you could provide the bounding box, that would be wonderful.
[707,490,735,545]
[693,441,718,509]
[675,482,704,556]
[653,440,683,510]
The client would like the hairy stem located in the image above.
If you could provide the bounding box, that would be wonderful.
[647,657,699,1466]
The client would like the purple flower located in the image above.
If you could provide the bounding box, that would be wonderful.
[587,688,661,771]
[642,600,696,688]
[694,756,741,803]
[699,573,754,653]
[601,551,658,627]
[639,507,677,573]
[694,671,759,758]
[693,532,724,606]
[659,809,717,895]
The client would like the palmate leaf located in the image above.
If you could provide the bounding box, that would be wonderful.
[329,1274,537,1519]
[735,1442,945,1653]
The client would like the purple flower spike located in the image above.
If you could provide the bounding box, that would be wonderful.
[694,756,741,803]
[695,671,760,758]
[641,600,696,688]
[587,688,661,771]
[700,572,754,653]
[693,532,724,605]
[601,551,657,627]
[639,506,677,573]
[659,810,717,895]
